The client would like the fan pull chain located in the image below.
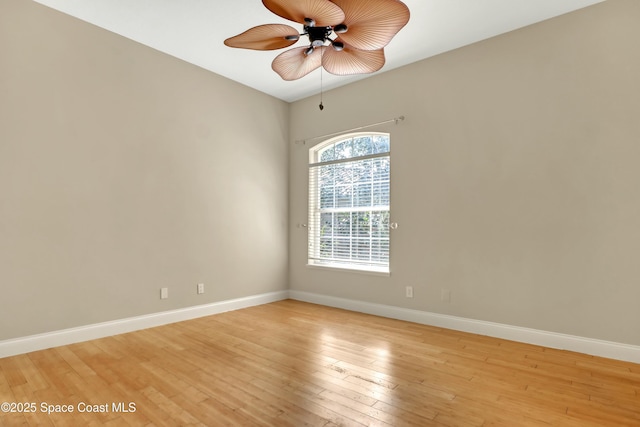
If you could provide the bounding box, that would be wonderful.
[319,47,324,111]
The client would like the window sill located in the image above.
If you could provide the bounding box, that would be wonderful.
[306,262,390,277]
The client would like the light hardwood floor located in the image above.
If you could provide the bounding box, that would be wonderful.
[1,299,639,426]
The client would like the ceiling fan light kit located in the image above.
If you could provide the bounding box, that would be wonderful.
[224,0,410,81]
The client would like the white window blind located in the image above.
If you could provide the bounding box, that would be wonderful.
[308,133,390,273]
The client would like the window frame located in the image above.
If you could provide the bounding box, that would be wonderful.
[307,132,391,274]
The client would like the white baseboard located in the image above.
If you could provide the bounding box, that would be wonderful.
[0,290,289,359]
[4,290,639,364]
[289,290,640,364]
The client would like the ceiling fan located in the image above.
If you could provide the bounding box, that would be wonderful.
[224,0,410,81]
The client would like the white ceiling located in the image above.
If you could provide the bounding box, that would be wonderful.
[33,0,604,102]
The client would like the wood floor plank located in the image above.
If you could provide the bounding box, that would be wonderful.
[1,300,639,426]
[0,367,17,401]
[1,356,28,388]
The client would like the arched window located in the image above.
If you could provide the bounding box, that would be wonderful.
[308,132,390,273]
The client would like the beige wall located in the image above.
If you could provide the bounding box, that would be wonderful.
[0,0,289,340]
[289,0,640,346]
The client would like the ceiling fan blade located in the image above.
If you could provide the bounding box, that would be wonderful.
[330,0,410,51]
[262,0,345,26]
[322,41,385,76]
[224,24,300,50]
[272,47,323,80]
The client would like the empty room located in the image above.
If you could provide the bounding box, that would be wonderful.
[1,0,639,425]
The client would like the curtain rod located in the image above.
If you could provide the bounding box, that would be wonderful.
[294,115,405,145]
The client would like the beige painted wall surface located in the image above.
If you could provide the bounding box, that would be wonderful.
[0,0,289,340]
[289,0,640,346]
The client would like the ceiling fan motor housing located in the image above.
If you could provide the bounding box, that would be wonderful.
[305,25,334,47]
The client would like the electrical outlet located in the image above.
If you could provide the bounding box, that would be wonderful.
[160,287,168,299]
[405,286,413,298]
[197,283,205,294]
